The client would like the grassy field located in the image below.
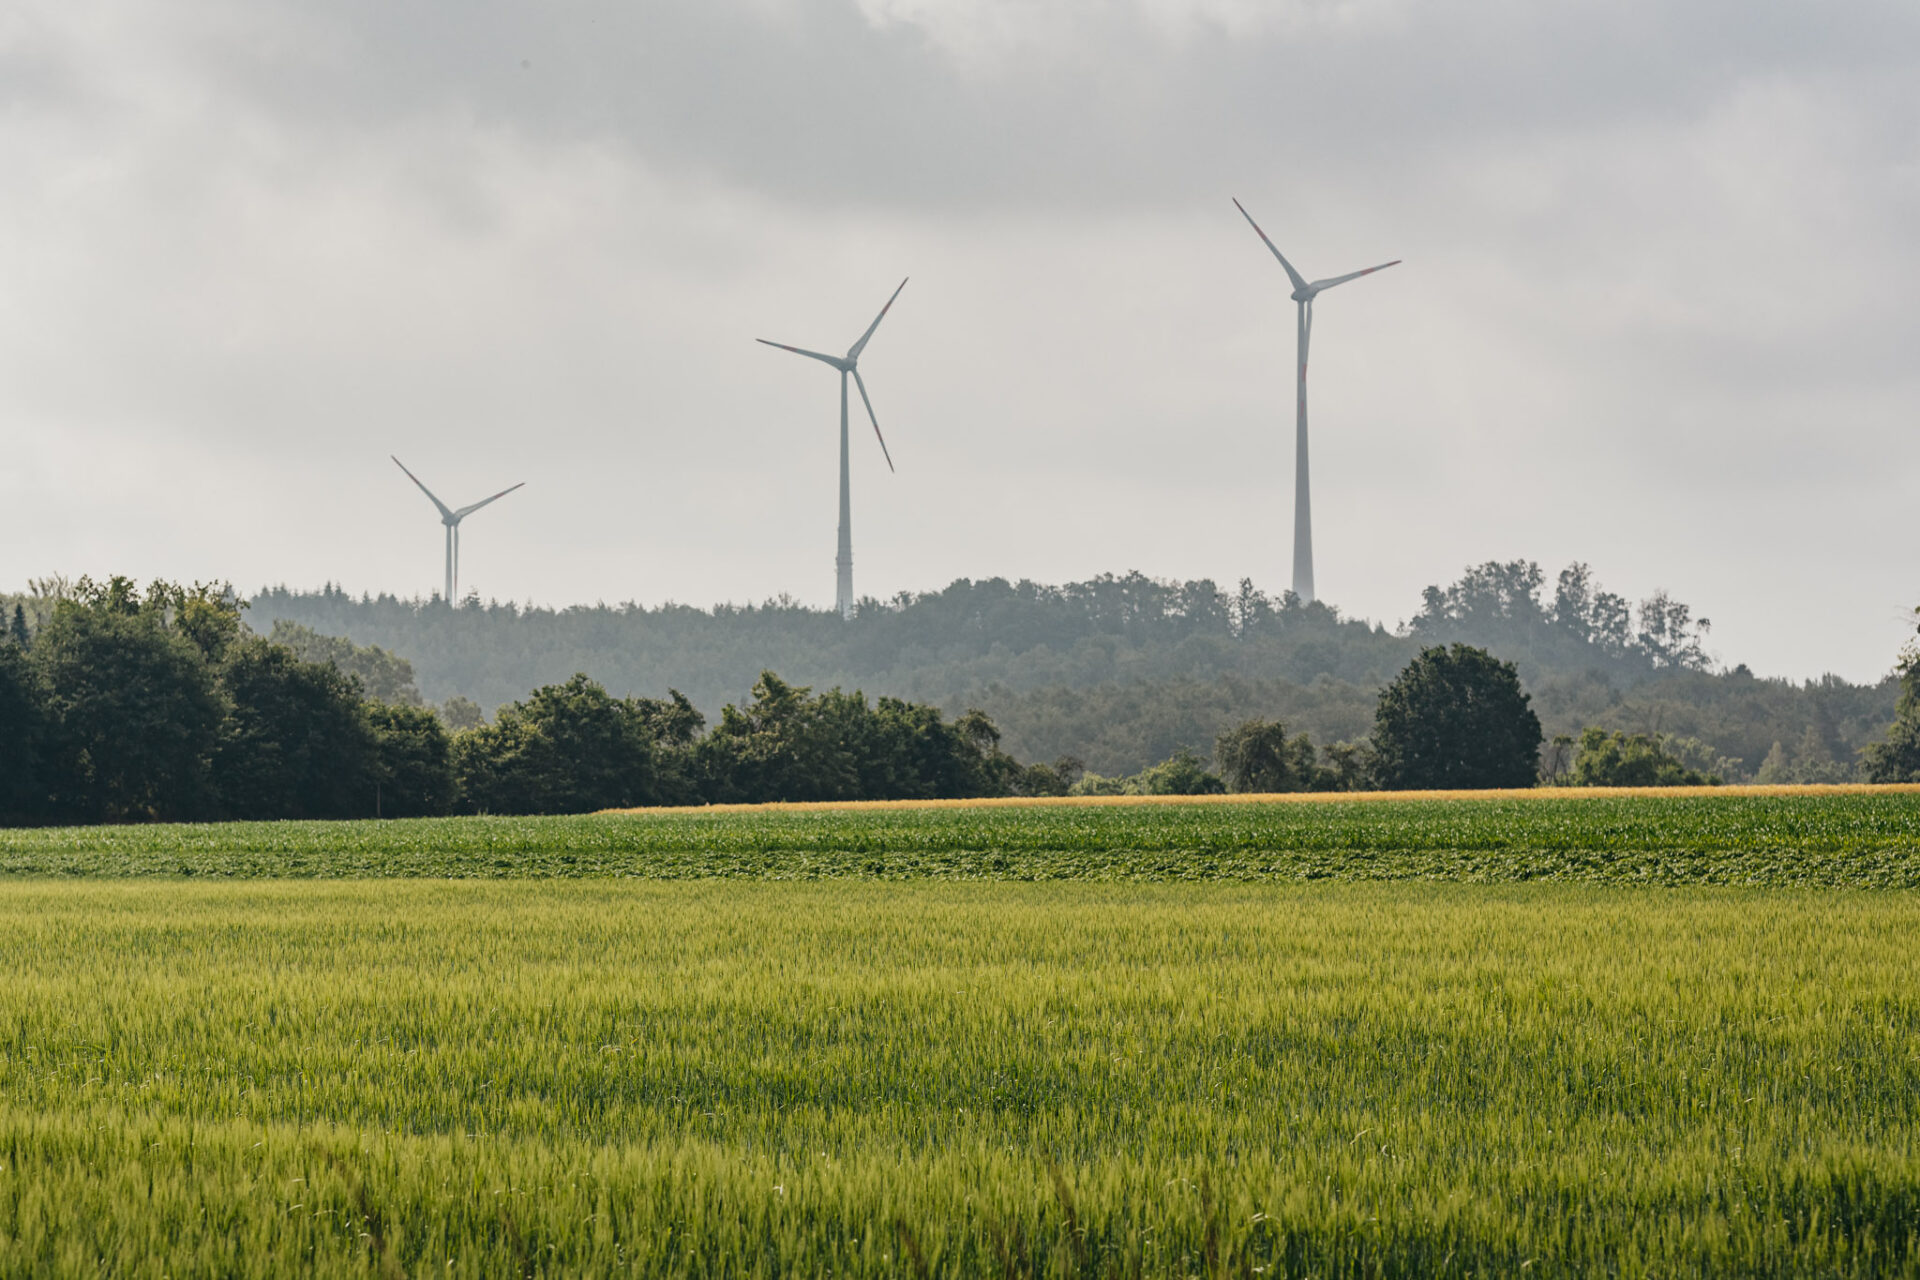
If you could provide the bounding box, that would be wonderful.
[2,788,1920,885]
[0,879,1916,1276]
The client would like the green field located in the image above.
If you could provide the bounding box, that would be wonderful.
[3,795,1919,1275]
[3,790,1920,885]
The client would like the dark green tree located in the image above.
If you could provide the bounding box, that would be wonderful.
[212,637,379,819]
[367,702,457,817]
[1864,613,1920,783]
[455,673,656,814]
[1215,718,1325,793]
[8,604,29,649]
[1371,644,1542,790]
[0,638,50,823]
[696,672,857,804]
[32,577,226,822]
[1568,727,1714,787]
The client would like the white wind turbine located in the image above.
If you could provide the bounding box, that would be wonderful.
[1233,198,1399,604]
[391,456,524,605]
[758,278,906,620]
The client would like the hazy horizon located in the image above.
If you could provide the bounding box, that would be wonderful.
[4,0,1915,684]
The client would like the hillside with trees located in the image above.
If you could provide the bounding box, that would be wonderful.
[232,561,1898,781]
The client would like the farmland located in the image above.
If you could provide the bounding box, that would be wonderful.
[1,879,1918,1276]
[3,791,1919,1275]
[2,787,1919,886]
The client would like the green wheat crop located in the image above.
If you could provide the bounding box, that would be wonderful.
[0,880,1917,1276]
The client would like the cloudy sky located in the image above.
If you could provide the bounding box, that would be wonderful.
[2,0,1915,680]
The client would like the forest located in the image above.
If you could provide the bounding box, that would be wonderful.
[6,566,1920,825]
[209,560,1899,782]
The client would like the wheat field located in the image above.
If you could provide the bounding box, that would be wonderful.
[1,877,1916,1276]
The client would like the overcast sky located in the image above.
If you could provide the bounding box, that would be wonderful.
[2,0,1915,680]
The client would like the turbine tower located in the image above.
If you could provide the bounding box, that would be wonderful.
[758,279,906,620]
[1233,199,1398,604]
[391,456,525,605]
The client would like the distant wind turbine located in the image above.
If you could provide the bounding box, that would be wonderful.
[1233,198,1399,604]
[758,278,907,620]
[391,456,524,605]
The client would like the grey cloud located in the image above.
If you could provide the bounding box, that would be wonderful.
[105,0,1920,212]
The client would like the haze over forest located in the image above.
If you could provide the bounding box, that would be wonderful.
[227,559,1899,782]
[2,0,1917,687]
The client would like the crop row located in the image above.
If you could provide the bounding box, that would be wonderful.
[3,791,1920,885]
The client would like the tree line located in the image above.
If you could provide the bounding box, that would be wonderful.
[6,574,1916,827]
[0,578,1076,825]
[219,560,1894,782]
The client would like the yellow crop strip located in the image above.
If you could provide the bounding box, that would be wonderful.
[601,780,1920,816]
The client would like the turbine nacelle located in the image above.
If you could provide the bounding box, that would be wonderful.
[391,455,525,603]
[757,276,906,474]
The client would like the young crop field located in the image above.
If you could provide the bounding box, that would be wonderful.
[2,787,1920,886]
[0,880,1916,1277]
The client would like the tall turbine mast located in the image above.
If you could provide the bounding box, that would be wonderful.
[1232,199,1398,604]
[391,456,525,605]
[758,278,906,620]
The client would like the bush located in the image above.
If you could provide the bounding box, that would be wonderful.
[1568,727,1715,787]
[1069,749,1225,796]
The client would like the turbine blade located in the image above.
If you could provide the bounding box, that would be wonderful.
[846,277,908,361]
[453,481,526,520]
[851,369,895,473]
[1232,198,1309,293]
[1309,260,1402,292]
[756,338,846,369]
[392,455,454,521]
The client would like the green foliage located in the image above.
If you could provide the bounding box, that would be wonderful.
[1863,611,1920,783]
[1372,645,1543,790]
[365,702,456,818]
[212,638,379,820]
[454,673,658,814]
[1214,718,1325,792]
[1413,559,1711,675]
[1069,749,1225,796]
[1568,726,1716,787]
[1864,717,1920,784]
[1755,726,1857,785]
[250,574,1414,724]
[31,576,227,822]
[0,637,48,823]
[1131,749,1226,795]
[267,620,424,706]
[0,879,1918,1276]
[694,672,1018,804]
[436,695,487,732]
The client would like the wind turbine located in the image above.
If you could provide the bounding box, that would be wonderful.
[390,456,525,605]
[758,278,906,620]
[1233,198,1399,604]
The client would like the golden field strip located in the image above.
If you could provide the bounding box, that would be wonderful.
[603,780,1920,816]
